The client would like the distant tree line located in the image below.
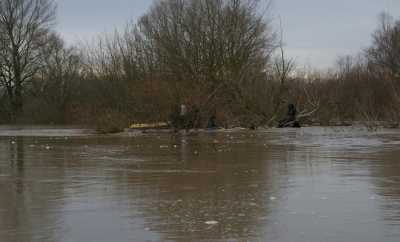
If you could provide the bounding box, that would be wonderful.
[0,0,399,132]
[303,13,400,128]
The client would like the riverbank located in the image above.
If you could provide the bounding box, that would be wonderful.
[0,121,399,138]
[0,125,96,137]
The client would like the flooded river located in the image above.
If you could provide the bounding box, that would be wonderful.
[1,126,400,242]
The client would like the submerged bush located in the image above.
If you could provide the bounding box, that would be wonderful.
[95,110,130,134]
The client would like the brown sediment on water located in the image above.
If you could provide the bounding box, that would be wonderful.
[1,127,400,242]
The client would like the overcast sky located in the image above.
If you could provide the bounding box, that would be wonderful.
[57,0,400,70]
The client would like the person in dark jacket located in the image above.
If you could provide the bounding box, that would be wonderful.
[278,104,301,128]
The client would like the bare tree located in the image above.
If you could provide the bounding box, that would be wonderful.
[137,0,276,127]
[0,0,56,121]
[367,13,400,77]
[268,26,295,125]
[30,33,80,121]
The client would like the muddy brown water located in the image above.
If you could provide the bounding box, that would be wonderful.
[1,126,400,242]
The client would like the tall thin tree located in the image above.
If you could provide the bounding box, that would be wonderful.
[0,0,56,121]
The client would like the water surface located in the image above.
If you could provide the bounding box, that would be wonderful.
[1,126,400,242]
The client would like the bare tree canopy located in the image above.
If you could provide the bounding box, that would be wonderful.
[139,0,275,83]
[367,13,400,77]
[0,0,56,120]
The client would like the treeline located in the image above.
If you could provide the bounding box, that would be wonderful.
[0,0,399,132]
[304,13,400,127]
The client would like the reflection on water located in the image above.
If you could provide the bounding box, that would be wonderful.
[0,127,400,242]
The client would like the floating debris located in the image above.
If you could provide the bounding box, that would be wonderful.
[130,122,169,129]
[194,150,199,155]
[45,145,51,150]
[11,141,16,145]
[205,221,219,225]
[269,196,277,201]
[160,145,169,149]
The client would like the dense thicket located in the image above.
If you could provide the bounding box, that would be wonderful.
[0,0,399,131]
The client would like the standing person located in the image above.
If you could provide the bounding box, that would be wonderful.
[207,108,217,129]
[287,104,297,122]
[180,104,187,129]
